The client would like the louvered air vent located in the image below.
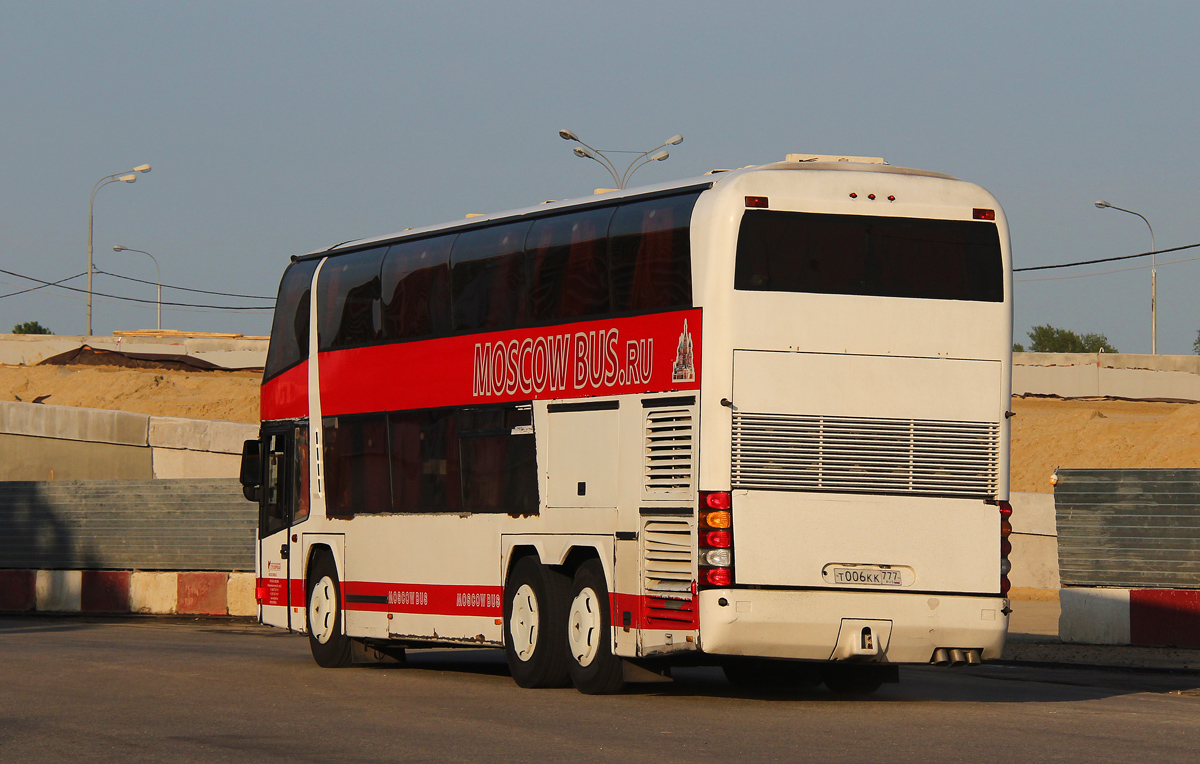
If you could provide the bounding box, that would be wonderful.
[645,408,694,492]
[732,412,1000,498]
[642,517,694,601]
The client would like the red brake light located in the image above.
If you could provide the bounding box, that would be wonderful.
[998,500,1012,519]
[745,196,768,208]
[974,208,996,220]
[703,567,732,587]
[701,530,732,548]
[702,491,732,510]
[1000,538,1012,557]
[1000,575,1011,595]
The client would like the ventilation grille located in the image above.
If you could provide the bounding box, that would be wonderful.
[645,408,694,491]
[732,412,1000,498]
[642,517,694,602]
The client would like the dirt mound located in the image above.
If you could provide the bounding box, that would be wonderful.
[1011,396,1200,492]
[0,363,261,423]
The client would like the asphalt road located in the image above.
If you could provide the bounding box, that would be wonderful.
[2,616,1198,764]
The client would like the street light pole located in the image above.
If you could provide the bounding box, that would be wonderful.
[558,130,683,189]
[88,164,151,335]
[1095,200,1157,353]
[112,245,162,331]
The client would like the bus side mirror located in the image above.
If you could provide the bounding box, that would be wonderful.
[240,439,262,503]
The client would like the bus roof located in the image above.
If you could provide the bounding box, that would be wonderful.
[296,158,960,261]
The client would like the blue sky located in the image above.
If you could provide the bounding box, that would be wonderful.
[1,1,1197,352]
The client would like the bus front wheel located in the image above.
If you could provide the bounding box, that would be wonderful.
[306,553,352,668]
[503,556,571,688]
[565,559,624,695]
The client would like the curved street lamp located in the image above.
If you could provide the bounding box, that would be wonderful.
[1095,200,1157,353]
[112,245,162,331]
[88,164,151,335]
[559,130,682,189]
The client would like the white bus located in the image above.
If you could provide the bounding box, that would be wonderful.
[241,153,1013,694]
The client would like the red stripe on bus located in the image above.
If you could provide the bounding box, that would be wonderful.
[264,578,699,631]
[316,309,701,417]
[342,581,504,616]
[261,361,309,421]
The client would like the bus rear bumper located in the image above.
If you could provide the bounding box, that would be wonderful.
[697,588,1008,664]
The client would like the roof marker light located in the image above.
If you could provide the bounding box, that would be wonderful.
[849,192,858,199]
[887,195,896,201]
[974,208,996,220]
[745,196,769,208]
[868,193,876,200]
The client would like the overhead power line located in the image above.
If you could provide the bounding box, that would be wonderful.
[1013,243,1200,273]
[93,268,274,300]
[0,267,274,311]
[0,271,87,299]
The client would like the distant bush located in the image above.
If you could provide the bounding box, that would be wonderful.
[1018,324,1117,353]
[11,321,52,335]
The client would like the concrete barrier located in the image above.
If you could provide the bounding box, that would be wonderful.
[4,568,256,617]
[0,401,256,481]
[1009,491,1060,594]
[1060,587,1200,648]
[1014,352,1200,401]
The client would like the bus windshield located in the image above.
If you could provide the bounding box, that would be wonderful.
[734,210,1003,302]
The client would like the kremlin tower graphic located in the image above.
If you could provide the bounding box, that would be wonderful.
[671,320,695,383]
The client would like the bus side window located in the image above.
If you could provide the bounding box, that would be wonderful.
[263,259,319,380]
[261,434,289,537]
[293,425,310,524]
[526,207,615,321]
[456,407,537,516]
[609,192,700,313]
[450,221,533,331]
[322,415,390,517]
[389,408,461,513]
[380,235,455,340]
[317,246,386,350]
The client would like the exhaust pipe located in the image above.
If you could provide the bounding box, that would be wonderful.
[931,648,951,666]
[949,649,967,666]
[965,649,982,665]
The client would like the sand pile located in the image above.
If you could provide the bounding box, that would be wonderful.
[0,363,261,423]
[1011,396,1200,493]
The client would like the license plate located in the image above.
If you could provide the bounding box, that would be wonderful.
[830,567,903,586]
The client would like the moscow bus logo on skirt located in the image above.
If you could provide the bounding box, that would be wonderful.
[672,320,695,383]
[472,328,658,397]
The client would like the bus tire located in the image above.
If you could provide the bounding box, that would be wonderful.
[306,553,353,668]
[503,556,571,688]
[821,664,886,695]
[565,559,624,695]
[723,658,822,692]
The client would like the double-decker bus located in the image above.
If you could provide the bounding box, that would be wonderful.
[241,153,1013,695]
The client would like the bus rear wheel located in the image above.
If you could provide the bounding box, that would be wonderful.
[306,553,352,668]
[503,556,571,688]
[565,559,624,695]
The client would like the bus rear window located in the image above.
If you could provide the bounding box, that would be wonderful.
[264,259,319,381]
[735,210,1003,302]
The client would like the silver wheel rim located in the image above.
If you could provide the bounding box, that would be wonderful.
[309,575,337,644]
[568,586,601,667]
[510,584,539,661]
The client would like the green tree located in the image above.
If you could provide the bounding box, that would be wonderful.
[1013,342,1026,352]
[1024,324,1117,353]
[1193,330,1200,355]
[11,321,52,335]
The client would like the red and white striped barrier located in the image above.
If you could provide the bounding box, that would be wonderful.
[1060,587,1200,648]
[0,569,255,616]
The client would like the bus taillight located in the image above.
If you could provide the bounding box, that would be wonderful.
[999,500,1013,595]
[699,492,734,589]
